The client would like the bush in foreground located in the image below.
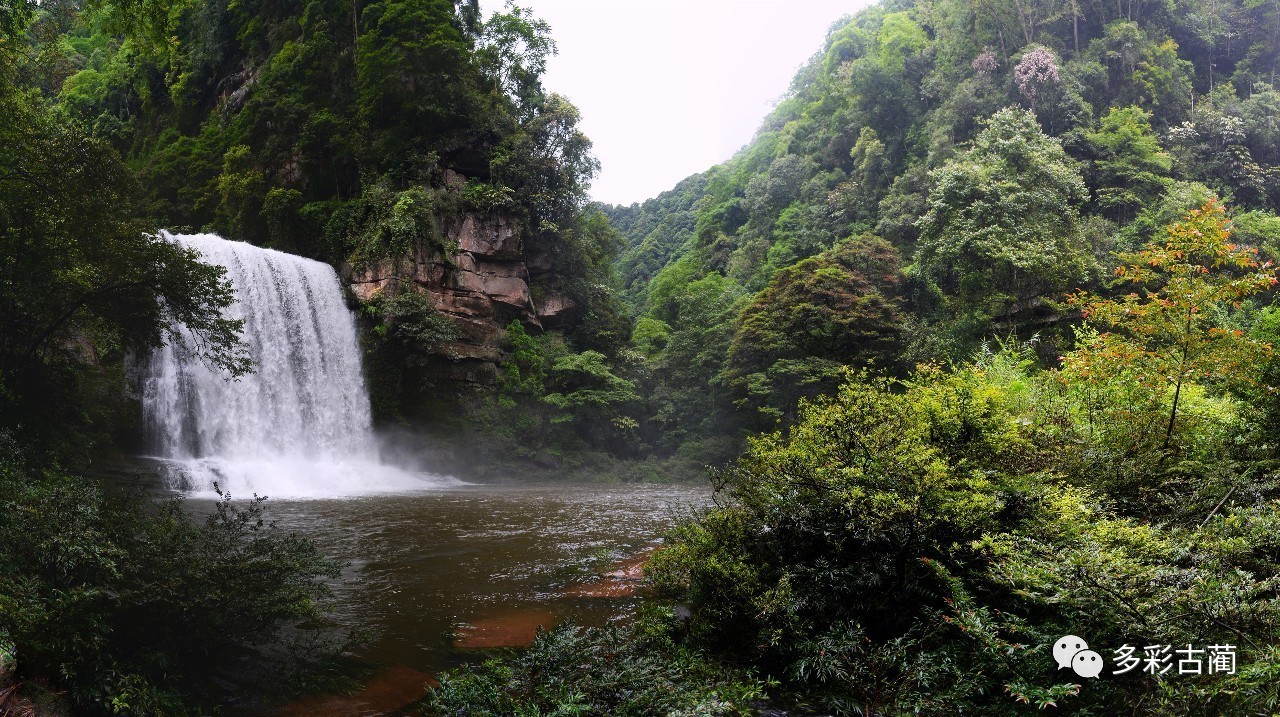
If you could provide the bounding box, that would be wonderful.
[0,435,345,715]
[647,358,1280,715]
[421,614,767,717]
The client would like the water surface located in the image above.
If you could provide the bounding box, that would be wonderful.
[224,482,712,674]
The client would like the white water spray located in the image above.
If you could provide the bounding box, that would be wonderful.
[138,232,453,498]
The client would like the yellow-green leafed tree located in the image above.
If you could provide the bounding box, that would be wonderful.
[1064,200,1276,452]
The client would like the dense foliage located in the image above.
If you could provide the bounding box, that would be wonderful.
[0,60,246,462]
[721,234,906,421]
[0,2,354,713]
[637,205,1280,714]
[606,0,1280,457]
[12,0,1280,712]
[421,618,766,717]
[0,438,344,713]
[38,0,594,260]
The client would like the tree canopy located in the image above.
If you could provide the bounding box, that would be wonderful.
[916,106,1094,327]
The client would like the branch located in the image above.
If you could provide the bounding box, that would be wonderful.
[19,280,152,366]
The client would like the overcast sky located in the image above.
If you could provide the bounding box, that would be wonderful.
[478,0,864,206]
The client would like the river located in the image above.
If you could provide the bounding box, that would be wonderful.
[252,482,710,671]
[172,480,712,715]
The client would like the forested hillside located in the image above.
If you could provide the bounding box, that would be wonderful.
[40,0,599,272]
[423,0,1280,714]
[0,0,633,710]
[11,0,650,472]
[607,0,1280,455]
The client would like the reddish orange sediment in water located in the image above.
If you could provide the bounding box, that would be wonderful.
[453,608,558,649]
[273,664,437,717]
[560,545,659,599]
[273,545,665,714]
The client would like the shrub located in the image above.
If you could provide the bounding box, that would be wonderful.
[647,368,1016,706]
[0,435,344,714]
[421,616,766,717]
[649,358,1280,715]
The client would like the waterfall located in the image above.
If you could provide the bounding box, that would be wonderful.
[138,232,450,498]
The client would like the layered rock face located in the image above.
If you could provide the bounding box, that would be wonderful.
[347,213,577,392]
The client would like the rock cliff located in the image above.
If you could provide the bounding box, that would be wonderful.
[346,212,577,393]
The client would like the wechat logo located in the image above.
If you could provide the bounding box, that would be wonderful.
[1054,635,1104,679]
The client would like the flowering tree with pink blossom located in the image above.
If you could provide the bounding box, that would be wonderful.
[1014,46,1060,108]
[972,48,998,78]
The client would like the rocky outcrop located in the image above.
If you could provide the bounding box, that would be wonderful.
[347,212,575,393]
[535,290,581,330]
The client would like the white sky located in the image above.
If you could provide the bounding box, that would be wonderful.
[479,0,864,206]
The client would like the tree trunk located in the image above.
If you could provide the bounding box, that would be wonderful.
[1072,0,1080,55]
[1164,376,1184,450]
[1163,307,1195,451]
[1012,0,1035,44]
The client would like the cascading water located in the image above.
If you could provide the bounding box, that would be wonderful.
[137,232,451,498]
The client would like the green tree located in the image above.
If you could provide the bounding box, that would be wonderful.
[641,263,746,446]
[827,127,891,226]
[1167,96,1271,208]
[0,442,343,713]
[723,236,906,422]
[357,0,478,162]
[1082,22,1193,121]
[0,87,247,456]
[491,92,599,230]
[876,12,928,72]
[543,349,640,449]
[0,0,32,51]
[477,4,555,116]
[215,143,267,241]
[648,368,1014,712]
[916,107,1093,331]
[499,319,554,397]
[1086,105,1172,222]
